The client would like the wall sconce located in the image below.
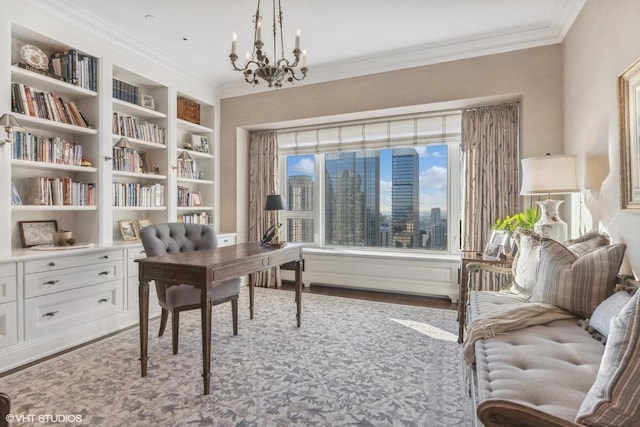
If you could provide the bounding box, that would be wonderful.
[0,114,25,146]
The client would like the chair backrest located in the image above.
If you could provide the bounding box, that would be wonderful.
[140,223,218,257]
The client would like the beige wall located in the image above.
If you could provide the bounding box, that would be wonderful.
[563,0,640,276]
[220,45,564,241]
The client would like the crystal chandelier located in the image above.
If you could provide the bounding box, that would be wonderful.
[229,0,308,88]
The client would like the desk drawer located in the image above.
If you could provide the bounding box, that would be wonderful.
[24,250,123,274]
[0,302,18,349]
[213,250,301,282]
[24,280,124,340]
[25,262,122,298]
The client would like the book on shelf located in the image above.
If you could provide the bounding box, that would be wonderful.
[25,176,95,206]
[12,62,66,82]
[12,132,84,167]
[10,182,22,206]
[112,78,139,105]
[112,111,166,144]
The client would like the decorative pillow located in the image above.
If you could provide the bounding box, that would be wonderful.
[589,291,632,337]
[564,230,611,256]
[529,239,626,319]
[575,290,640,426]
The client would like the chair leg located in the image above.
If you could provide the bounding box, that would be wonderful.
[159,308,168,337]
[232,297,238,336]
[172,311,180,355]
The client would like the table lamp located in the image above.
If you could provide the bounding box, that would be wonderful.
[264,194,288,248]
[520,153,579,242]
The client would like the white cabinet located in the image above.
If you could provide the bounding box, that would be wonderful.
[0,263,17,349]
[125,245,160,314]
[218,232,237,247]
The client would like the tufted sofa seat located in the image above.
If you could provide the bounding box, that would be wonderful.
[466,290,604,427]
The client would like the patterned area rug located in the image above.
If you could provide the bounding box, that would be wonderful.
[2,287,471,426]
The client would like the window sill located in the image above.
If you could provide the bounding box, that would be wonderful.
[301,247,461,263]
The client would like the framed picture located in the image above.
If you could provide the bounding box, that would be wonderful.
[483,230,508,260]
[18,220,58,247]
[119,219,138,241]
[619,55,640,210]
[191,191,202,206]
[140,94,155,110]
[191,135,209,153]
[137,218,152,231]
[11,182,22,206]
[136,151,148,174]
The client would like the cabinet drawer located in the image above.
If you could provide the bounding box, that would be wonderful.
[127,276,160,313]
[128,246,146,260]
[24,249,123,274]
[24,280,124,340]
[218,234,236,247]
[25,262,122,298]
[0,302,18,349]
[127,246,147,278]
[0,263,15,277]
[0,275,17,304]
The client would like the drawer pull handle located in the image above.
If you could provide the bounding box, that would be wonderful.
[99,271,110,276]
[43,280,59,285]
[42,311,58,318]
[101,255,109,259]
[98,298,109,303]
[48,262,56,267]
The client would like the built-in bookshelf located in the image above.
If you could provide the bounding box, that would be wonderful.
[175,94,215,225]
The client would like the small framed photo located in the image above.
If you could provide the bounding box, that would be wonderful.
[137,218,152,231]
[483,230,508,260]
[11,182,22,206]
[136,151,148,174]
[140,94,155,110]
[119,219,139,241]
[191,191,202,206]
[18,220,58,248]
[191,135,209,153]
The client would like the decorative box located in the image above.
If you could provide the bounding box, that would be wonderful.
[177,98,200,124]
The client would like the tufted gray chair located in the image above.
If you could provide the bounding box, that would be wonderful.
[139,223,240,355]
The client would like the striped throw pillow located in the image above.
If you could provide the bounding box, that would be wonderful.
[529,239,626,319]
[576,290,640,426]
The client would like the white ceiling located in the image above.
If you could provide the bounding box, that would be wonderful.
[51,0,586,98]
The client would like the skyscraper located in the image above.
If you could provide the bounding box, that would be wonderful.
[325,151,380,246]
[287,175,314,243]
[391,148,419,248]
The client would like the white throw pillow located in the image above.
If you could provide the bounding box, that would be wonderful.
[590,291,632,337]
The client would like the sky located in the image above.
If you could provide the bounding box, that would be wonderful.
[287,145,449,215]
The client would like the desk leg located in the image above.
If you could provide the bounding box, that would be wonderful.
[249,273,255,320]
[295,260,302,327]
[458,266,468,344]
[201,290,213,395]
[138,280,149,377]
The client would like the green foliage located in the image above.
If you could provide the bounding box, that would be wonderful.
[492,208,538,235]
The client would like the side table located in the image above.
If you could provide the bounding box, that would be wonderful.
[457,250,513,343]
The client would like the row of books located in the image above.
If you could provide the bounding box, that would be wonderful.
[11,83,94,128]
[112,146,147,173]
[112,112,166,145]
[113,182,164,207]
[176,157,200,180]
[177,213,212,225]
[49,50,98,92]
[25,176,95,206]
[113,78,139,105]
[12,132,84,167]
[177,186,203,207]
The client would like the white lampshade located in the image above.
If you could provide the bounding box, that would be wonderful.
[520,154,579,195]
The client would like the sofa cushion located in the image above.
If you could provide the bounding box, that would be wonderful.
[589,291,632,337]
[576,289,640,426]
[529,239,626,319]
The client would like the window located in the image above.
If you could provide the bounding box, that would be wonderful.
[279,112,461,254]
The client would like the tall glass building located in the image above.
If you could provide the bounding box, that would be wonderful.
[287,175,314,243]
[325,151,380,246]
[391,148,419,248]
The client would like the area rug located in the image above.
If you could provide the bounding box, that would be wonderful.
[1,287,471,426]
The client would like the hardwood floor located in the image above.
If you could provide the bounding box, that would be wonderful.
[279,282,457,310]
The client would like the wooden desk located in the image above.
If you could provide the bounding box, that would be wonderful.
[136,242,304,395]
[457,251,512,343]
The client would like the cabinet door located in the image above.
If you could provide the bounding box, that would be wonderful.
[0,303,18,349]
[0,275,17,304]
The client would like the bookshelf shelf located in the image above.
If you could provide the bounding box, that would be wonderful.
[112,206,167,211]
[111,135,166,150]
[177,206,214,211]
[112,98,167,119]
[12,205,97,212]
[177,178,214,185]
[176,148,213,160]
[12,159,98,173]
[112,171,167,180]
[10,66,97,98]
[177,118,213,133]
[13,114,97,135]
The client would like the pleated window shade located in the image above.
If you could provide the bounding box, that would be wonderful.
[278,112,461,155]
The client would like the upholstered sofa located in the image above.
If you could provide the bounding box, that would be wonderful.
[461,231,640,427]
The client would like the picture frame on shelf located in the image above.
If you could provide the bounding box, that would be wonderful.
[137,218,152,231]
[18,220,58,248]
[137,151,149,174]
[619,55,640,210]
[191,191,202,206]
[191,135,209,153]
[119,220,138,241]
[483,229,508,260]
[140,94,155,110]
[11,182,22,206]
